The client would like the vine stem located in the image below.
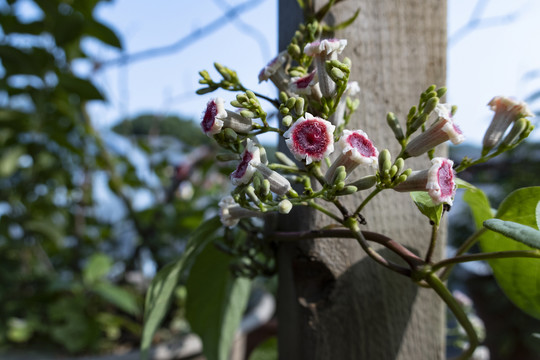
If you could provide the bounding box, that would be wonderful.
[424,223,439,263]
[307,200,342,223]
[432,250,540,273]
[424,272,479,360]
[354,187,382,216]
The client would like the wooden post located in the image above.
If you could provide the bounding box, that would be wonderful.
[277,1,447,359]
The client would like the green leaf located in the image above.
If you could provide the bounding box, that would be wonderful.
[86,19,122,49]
[479,187,540,319]
[58,73,104,100]
[0,145,25,177]
[410,191,443,225]
[93,282,140,316]
[455,177,476,190]
[463,187,493,229]
[141,216,222,360]
[83,253,113,284]
[484,219,540,250]
[186,245,251,360]
[536,201,540,229]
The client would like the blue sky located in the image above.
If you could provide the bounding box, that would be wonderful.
[84,0,540,143]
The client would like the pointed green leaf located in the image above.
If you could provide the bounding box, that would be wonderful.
[454,177,476,190]
[478,187,540,319]
[483,219,540,250]
[93,282,140,316]
[86,20,122,49]
[58,73,104,100]
[141,216,222,360]
[186,244,251,360]
[410,191,443,225]
[322,8,360,32]
[83,253,113,284]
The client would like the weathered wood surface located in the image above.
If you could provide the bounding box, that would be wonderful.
[277,1,447,359]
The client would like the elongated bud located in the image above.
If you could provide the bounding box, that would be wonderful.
[423,97,439,114]
[279,91,288,103]
[286,97,296,109]
[395,158,405,174]
[436,87,447,98]
[500,118,528,147]
[333,165,347,185]
[278,199,293,214]
[246,186,260,204]
[280,107,290,115]
[261,179,271,196]
[223,128,238,141]
[295,97,305,115]
[425,84,437,93]
[216,153,241,161]
[246,90,256,99]
[288,43,301,58]
[335,181,345,191]
[240,110,256,119]
[275,151,296,167]
[252,173,262,190]
[378,149,391,173]
[389,165,398,178]
[347,175,377,190]
[386,112,404,141]
[410,113,428,133]
[330,67,345,81]
[336,185,357,196]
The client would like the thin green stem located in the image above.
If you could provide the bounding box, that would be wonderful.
[354,187,382,216]
[425,224,439,263]
[424,272,478,360]
[307,200,342,223]
[432,250,540,273]
[439,228,487,280]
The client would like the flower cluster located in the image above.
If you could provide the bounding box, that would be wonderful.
[196,29,534,229]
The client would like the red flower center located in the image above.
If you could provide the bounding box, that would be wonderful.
[292,119,330,158]
[347,132,377,157]
[202,100,217,132]
[437,161,454,198]
[232,150,253,179]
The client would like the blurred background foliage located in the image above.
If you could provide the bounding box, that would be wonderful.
[1,0,539,358]
[0,0,229,354]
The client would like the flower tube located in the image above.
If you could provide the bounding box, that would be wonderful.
[258,51,290,93]
[219,196,264,227]
[482,96,533,155]
[304,39,347,97]
[328,81,360,126]
[404,104,465,157]
[325,129,378,183]
[393,157,456,205]
[284,113,335,165]
[231,139,291,195]
[201,97,253,136]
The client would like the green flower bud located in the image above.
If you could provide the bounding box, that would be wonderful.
[282,115,293,127]
[246,186,260,204]
[246,90,256,99]
[236,93,248,103]
[395,158,405,174]
[436,87,447,98]
[423,97,439,115]
[288,43,301,58]
[425,84,437,94]
[378,149,391,173]
[386,112,404,141]
[335,181,345,191]
[500,118,528,147]
[275,151,296,167]
[395,174,408,185]
[389,165,398,178]
[223,128,238,141]
[451,105,458,116]
[410,113,428,133]
[252,173,262,190]
[336,185,357,196]
[279,91,288,103]
[287,189,299,198]
[280,106,290,115]
[286,97,296,109]
[401,168,412,177]
[407,106,417,122]
[333,165,347,185]
[343,57,351,68]
[331,67,345,80]
[348,175,377,190]
[261,179,271,196]
[278,199,293,214]
[240,110,256,119]
[295,97,305,115]
[199,70,211,81]
[230,100,242,108]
